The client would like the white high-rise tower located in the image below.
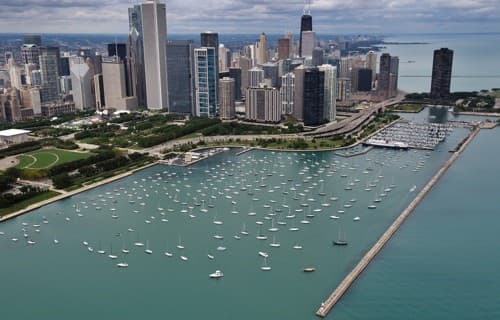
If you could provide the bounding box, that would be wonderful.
[141,0,169,111]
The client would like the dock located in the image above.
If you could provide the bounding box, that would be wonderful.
[316,126,480,318]
[236,147,255,156]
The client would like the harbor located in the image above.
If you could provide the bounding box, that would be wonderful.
[316,126,480,318]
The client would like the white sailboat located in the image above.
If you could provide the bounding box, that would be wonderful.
[177,235,185,249]
[145,240,153,254]
[261,256,271,271]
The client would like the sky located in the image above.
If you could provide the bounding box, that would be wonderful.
[0,0,499,35]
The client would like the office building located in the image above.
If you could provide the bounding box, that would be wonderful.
[70,56,94,110]
[378,53,392,98]
[302,67,325,126]
[23,34,42,47]
[60,56,70,76]
[319,64,337,122]
[357,68,373,92]
[389,56,399,97]
[238,56,251,95]
[337,78,351,103]
[248,67,264,87]
[301,31,316,58]
[140,0,168,110]
[101,56,138,110]
[21,44,40,67]
[7,59,22,90]
[59,75,72,95]
[293,66,305,121]
[128,4,147,107]
[167,40,195,114]
[278,38,290,60]
[228,67,242,101]
[366,51,377,85]
[280,72,295,115]
[39,47,60,102]
[263,62,279,88]
[0,88,22,122]
[430,48,454,100]
[312,48,324,66]
[299,8,313,57]
[245,85,282,123]
[219,44,230,73]
[219,77,236,119]
[256,33,267,65]
[194,47,218,117]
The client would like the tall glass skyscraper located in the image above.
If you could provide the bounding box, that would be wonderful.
[194,47,217,117]
[128,4,146,107]
[431,48,454,100]
[167,40,195,114]
[303,67,325,126]
[39,47,60,103]
[141,0,169,111]
[299,9,312,58]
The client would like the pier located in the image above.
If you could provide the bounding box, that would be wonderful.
[316,126,480,318]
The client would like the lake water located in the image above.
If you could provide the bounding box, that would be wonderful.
[0,125,469,319]
[331,127,500,320]
[381,33,500,93]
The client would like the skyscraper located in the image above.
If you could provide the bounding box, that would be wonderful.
[102,56,138,110]
[228,67,242,101]
[200,31,220,109]
[23,34,42,47]
[256,32,267,65]
[278,38,290,60]
[21,44,40,67]
[430,48,454,100]
[128,4,147,107]
[366,51,377,85]
[262,62,279,88]
[378,53,392,98]
[318,64,337,122]
[389,56,399,97]
[219,77,236,120]
[108,43,131,97]
[70,56,94,110]
[312,48,324,66]
[299,3,313,58]
[357,68,373,92]
[141,0,169,111]
[293,66,305,121]
[194,47,218,117]
[248,67,264,88]
[301,31,316,58]
[238,56,251,97]
[39,47,60,103]
[303,67,325,126]
[245,85,282,123]
[280,72,295,115]
[167,40,195,114]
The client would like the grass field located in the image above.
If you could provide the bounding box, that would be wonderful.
[16,149,92,170]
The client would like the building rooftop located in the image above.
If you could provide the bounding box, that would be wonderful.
[0,129,31,137]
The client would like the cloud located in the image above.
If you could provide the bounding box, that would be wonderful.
[0,0,498,34]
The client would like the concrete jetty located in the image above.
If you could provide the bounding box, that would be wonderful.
[316,126,480,318]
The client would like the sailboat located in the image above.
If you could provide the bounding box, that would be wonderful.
[261,256,271,271]
[134,233,144,247]
[293,242,303,250]
[256,225,268,240]
[121,239,130,254]
[269,235,280,248]
[176,235,185,249]
[333,224,348,246]
[108,243,118,259]
[97,241,106,254]
[268,219,279,232]
[145,240,153,254]
[240,223,249,235]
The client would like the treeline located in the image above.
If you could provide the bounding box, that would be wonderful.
[51,149,149,189]
[0,168,20,193]
[200,122,303,136]
[136,118,221,148]
[74,124,121,140]
[0,185,44,208]
[0,111,95,131]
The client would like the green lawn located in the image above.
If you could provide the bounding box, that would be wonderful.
[0,191,60,217]
[391,104,425,112]
[16,149,92,170]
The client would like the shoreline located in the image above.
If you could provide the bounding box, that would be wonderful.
[315,125,481,318]
[0,161,158,223]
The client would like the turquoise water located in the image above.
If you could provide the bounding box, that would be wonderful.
[0,128,468,319]
[382,33,500,93]
[332,128,500,320]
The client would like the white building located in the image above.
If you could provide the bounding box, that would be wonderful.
[280,72,295,115]
[70,56,94,111]
[141,0,169,111]
[102,57,138,110]
[0,129,31,145]
[318,64,337,122]
[248,67,264,88]
[246,85,281,123]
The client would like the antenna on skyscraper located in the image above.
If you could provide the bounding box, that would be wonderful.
[304,0,311,15]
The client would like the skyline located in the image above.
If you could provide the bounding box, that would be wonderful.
[0,0,499,34]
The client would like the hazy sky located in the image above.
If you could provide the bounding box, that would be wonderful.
[1,0,499,34]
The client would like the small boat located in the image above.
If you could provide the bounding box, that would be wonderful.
[177,236,185,249]
[333,225,348,246]
[145,240,153,254]
[269,235,280,248]
[303,267,316,273]
[209,270,224,279]
[207,254,214,260]
[180,255,188,261]
[353,216,360,221]
[293,243,303,250]
[117,262,129,268]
